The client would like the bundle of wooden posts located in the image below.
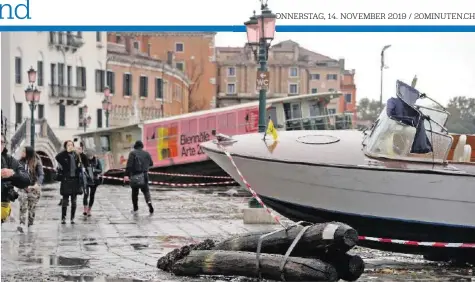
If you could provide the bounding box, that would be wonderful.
[157,221,365,281]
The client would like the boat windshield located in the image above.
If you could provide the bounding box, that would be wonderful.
[416,104,449,133]
[363,80,453,163]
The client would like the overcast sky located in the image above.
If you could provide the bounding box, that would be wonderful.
[215,32,475,105]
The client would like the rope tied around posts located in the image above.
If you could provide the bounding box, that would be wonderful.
[215,138,320,280]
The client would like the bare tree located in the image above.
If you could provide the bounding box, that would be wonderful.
[186,56,207,112]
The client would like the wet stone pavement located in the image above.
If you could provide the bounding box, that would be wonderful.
[2,183,474,281]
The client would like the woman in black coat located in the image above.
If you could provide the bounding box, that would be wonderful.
[55,140,88,224]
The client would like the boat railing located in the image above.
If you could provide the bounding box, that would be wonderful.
[285,113,354,131]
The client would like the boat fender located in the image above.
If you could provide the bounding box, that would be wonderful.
[462,144,472,162]
[453,135,467,162]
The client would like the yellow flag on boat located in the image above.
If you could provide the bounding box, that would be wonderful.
[266,119,278,141]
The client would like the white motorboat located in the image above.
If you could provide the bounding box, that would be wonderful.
[200,80,475,259]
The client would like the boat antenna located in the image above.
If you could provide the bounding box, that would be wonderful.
[411,75,417,87]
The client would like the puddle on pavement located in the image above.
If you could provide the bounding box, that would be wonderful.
[130,243,149,250]
[41,187,57,192]
[156,235,198,249]
[21,255,90,268]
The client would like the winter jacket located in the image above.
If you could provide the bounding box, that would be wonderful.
[1,148,30,202]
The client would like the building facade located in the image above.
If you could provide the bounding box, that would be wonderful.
[106,41,190,127]
[1,31,108,142]
[216,40,356,115]
[339,69,357,121]
[107,32,217,111]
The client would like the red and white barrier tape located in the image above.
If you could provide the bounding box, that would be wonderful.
[359,236,475,248]
[215,143,475,248]
[42,166,236,187]
[40,156,232,179]
[101,175,236,187]
[217,144,285,228]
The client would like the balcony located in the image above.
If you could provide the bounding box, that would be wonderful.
[49,84,86,104]
[48,32,85,52]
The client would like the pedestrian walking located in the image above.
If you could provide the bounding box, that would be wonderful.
[123,140,154,214]
[1,132,30,223]
[83,150,102,217]
[17,146,44,232]
[55,140,88,224]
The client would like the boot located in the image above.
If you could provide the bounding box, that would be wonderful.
[61,207,67,224]
[148,202,154,214]
[83,206,88,216]
[71,208,76,224]
[87,207,92,217]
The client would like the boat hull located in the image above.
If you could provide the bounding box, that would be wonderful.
[201,134,475,257]
[259,194,475,259]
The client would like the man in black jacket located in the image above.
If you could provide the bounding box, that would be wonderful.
[1,132,31,223]
[124,140,154,214]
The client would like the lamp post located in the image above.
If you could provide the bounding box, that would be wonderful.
[244,1,276,133]
[102,86,112,127]
[80,105,92,132]
[380,44,391,109]
[24,67,41,149]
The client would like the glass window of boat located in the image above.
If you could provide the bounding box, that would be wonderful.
[100,135,111,152]
[83,137,96,152]
[291,103,302,119]
[309,102,322,117]
[364,108,451,162]
[268,107,278,126]
[416,104,449,133]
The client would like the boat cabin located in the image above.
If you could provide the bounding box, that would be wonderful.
[75,92,355,171]
[363,80,473,164]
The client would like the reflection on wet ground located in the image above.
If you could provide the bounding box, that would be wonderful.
[2,184,474,281]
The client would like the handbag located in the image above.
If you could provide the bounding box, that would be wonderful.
[55,165,64,182]
[129,154,146,188]
[130,173,145,188]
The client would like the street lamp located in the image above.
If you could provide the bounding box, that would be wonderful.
[102,86,112,127]
[80,105,92,132]
[380,44,391,109]
[24,67,41,149]
[245,1,276,133]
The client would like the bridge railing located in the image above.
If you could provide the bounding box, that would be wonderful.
[9,118,63,153]
[10,120,27,153]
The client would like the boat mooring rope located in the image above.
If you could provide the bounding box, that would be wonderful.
[216,143,475,248]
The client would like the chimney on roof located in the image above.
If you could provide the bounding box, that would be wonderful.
[293,44,299,61]
[124,36,139,55]
[125,36,132,54]
[338,58,345,70]
[167,51,175,66]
